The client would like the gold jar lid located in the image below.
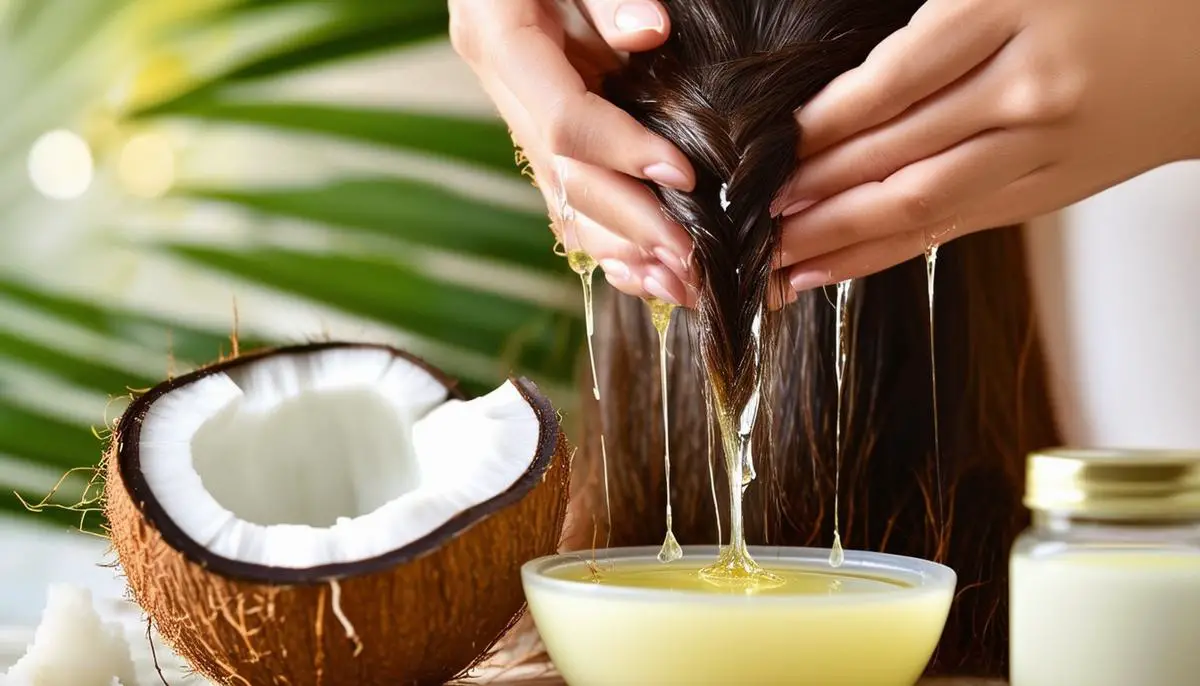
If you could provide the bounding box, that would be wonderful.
[1025,449,1200,518]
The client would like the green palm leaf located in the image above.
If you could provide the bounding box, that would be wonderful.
[146,103,519,175]
[163,244,581,386]
[178,177,558,272]
[0,0,581,529]
[0,276,261,364]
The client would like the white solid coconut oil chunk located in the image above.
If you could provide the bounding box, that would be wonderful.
[137,348,543,569]
[1010,549,1200,686]
[1,585,138,686]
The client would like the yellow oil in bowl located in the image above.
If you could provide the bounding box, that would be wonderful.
[522,545,955,686]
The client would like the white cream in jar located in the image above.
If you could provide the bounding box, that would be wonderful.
[1009,449,1200,686]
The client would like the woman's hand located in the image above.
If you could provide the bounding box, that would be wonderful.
[775,0,1200,291]
[449,0,699,306]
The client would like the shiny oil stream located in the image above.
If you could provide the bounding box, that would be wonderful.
[829,280,853,568]
[648,297,683,563]
[925,245,944,537]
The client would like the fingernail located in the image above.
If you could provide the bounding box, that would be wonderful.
[614,2,665,33]
[599,259,630,281]
[790,269,832,292]
[780,198,817,217]
[643,162,691,191]
[644,276,681,306]
[653,247,689,277]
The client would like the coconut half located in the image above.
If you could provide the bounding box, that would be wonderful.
[104,342,570,686]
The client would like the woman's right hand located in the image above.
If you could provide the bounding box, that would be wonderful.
[449,0,698,306]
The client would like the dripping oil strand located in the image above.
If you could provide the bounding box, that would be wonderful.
[566,249,612,550]
[648,298,682,563]
[829,280,853,569]
[925,244,945,550]
[567,250,601,400]
[705,391,722,546]
[556,164,612,551]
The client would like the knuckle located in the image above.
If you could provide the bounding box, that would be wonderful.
[1000,75,1043,122]
[870,33,923,102]
[1001,59,1084,123]
[544,96,579,158]
[546,93,601,161]
[448,0,510,63]
[448,12,477,61]
[893,181,940,227]
[1044,67,1087,120]
[856,144,901,182]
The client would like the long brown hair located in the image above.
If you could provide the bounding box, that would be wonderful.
[565,0,1061,677]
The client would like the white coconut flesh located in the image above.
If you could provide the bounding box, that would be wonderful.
[135,347,543,569]
[1,585,138,686]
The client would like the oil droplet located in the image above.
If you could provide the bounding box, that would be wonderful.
[829,531,845,568]
[648,297,681,563]
[831,280,853,567]
[658,530,683,563]
[567,250,601,396]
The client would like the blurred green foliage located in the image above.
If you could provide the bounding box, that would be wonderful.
[0,0,582,530]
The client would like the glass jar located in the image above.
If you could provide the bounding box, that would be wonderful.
[1010,449,1200,686]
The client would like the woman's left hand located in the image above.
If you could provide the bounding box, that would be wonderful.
[775,0,1200,291]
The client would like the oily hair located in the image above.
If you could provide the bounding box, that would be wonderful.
[566,0,1061,677]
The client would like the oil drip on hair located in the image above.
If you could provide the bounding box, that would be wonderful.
[697,183,777,584]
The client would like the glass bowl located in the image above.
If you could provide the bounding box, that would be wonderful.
[521,545,956,686]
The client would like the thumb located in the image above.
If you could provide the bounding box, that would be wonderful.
[580,0,670,52]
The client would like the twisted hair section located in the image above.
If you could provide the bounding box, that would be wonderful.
[606,4,896,418]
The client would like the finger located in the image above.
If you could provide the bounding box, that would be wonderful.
[572,212,697,307]
[485,20,694,190]
[787,229,936,292]
[558,156,695,285]
[796,0,1015,157]
[571,211,651,267]
[473,69,566,215]
[778,54,1009,216]
[951,164,1066,229]
[579,0,671,52]
[788,164,1067,290]
[642,261,695,308]
[601,258,697,308]
[777,128,1049,268]
[767,273,799,311]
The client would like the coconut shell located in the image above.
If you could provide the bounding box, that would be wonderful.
[104,343,572,686]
